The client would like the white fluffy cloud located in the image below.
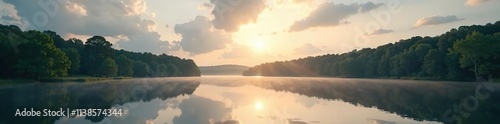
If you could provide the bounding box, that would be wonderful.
[199,3,213,10]
[415,15,464,27]
[210,0,267,32]
[289,2,384,32]
[294,43,322,55]
[2,0,171,54]
[174,16,232,56]
[0,2,23,26]
[118,31,170,54]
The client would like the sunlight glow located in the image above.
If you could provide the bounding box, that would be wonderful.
[253,39,265,52]
[255,101,263,110]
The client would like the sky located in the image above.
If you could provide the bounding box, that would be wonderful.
[1,0,499,66]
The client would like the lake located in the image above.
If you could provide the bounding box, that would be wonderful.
[1,76,499,124]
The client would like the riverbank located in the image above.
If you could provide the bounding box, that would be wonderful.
[0,76,133,84]
[241,75,500,83]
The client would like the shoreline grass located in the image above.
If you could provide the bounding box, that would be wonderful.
[1,76,132,84]
[40,76,132,82]
[0,79,39,84]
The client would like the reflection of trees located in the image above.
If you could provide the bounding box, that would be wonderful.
[0,79,200,124]
[251,79,500,123]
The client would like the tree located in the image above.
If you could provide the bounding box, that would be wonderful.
[14,31,70,79]
[1,24,201,80]
[422,49,446,78]
[44,30,68,48]
[99,58,118,77]
[156,64,169,77]
[167,64,180,76]
[450,31,500,81]
[81,36,114,76]
[413,43,432,62]
[364,58,378,77]
[85,36,114,59]
[62,48,81,75]
[0,33,17,77]
[132,60,151,77]
[398,50,418,76]
[66,38,85,52]
[116,55,133,77]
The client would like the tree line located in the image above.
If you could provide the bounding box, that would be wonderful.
[243,21,500,81]
[0,24,200,80]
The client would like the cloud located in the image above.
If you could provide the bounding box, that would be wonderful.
[0,3,24,26]
[221,44,254,59]
[288,119,311,124]
[294,96,320,108]
[210,0,267,32]
[359,2,384,12]
[366,118,396,124]
[64,1,87,16]
[289,2,384,32]
[465,0,494,6]
[174,16,232,56]
[118,31,170,54]
[199,3,214,10]
[367,29,394,35]
[3,0,171,54]
[294,43,322,55]
[172,96,232,124]
[274,0,319,5]
[415,15,464,27]
[212,120,241,124]
[1,15,17,21]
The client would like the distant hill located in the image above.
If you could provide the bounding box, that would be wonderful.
[199,65,249,75]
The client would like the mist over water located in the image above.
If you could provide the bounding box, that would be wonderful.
[1,77,499,124]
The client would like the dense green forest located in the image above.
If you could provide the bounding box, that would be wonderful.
[243,21,500,81]
[0,24,200,80]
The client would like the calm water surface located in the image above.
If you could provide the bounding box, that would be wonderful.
[1,76,499,124]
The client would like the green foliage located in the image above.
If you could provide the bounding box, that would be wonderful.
[62,48,81,75]
[167,63,180,76]
[0,24,200,81]
[81,36,114,76]
[114,50,199,77]
[14,31,71,79]
[450,31,500,80]
[99,58,118,77]
[422,49,446,78]
[0,33,16,77]
[244,21,500,81]
[132,60,151,77]
[116,55,134,77]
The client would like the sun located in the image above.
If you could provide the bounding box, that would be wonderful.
[253,39,265,52]
[255,101,263,110]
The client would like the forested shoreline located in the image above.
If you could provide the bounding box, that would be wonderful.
[243,21,500,81]
[0,24,200,81]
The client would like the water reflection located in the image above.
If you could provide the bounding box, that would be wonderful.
[0,79,199,124]
[0,77,499,124]
[249,78,500,124]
